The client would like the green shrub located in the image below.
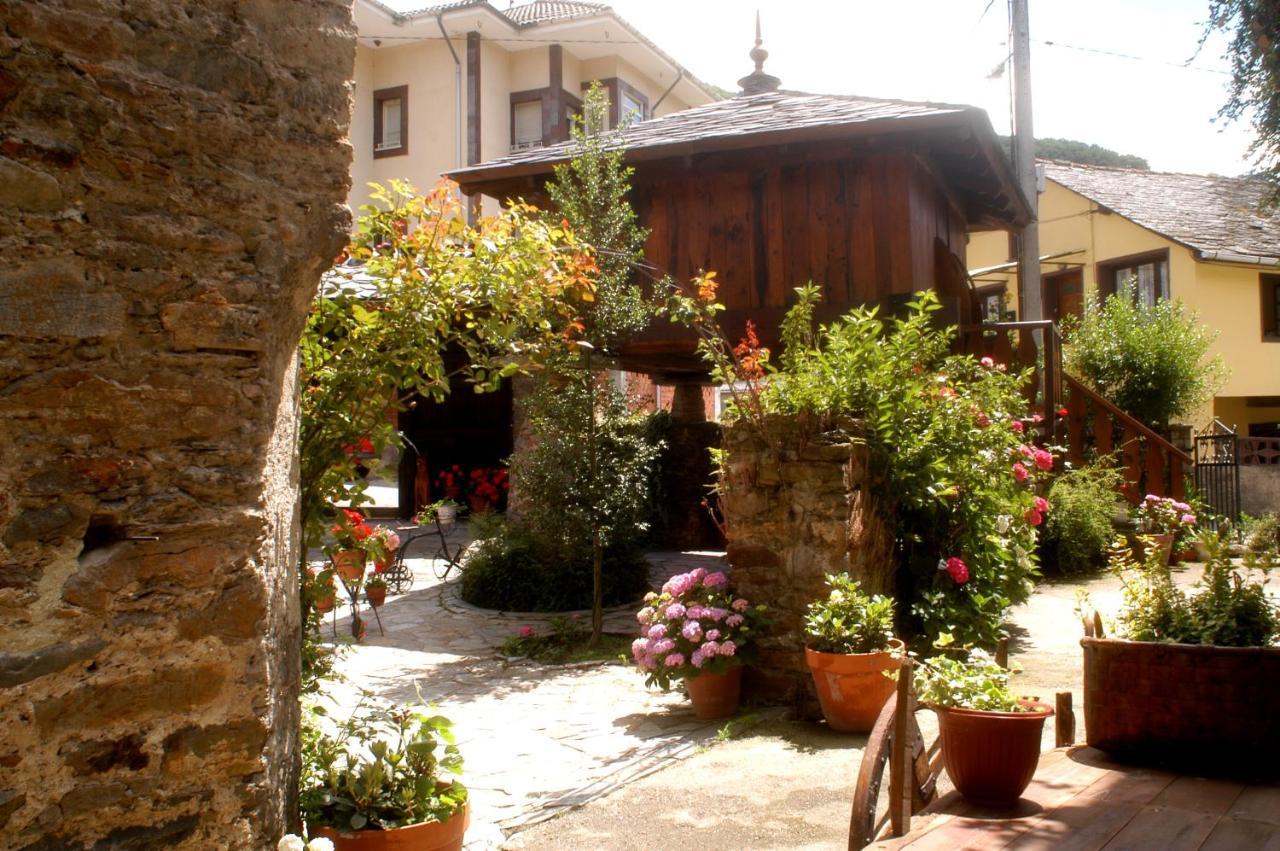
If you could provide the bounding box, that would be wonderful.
[1040,463,1124,573]
[803,573,897,654]
[460,516,649,612]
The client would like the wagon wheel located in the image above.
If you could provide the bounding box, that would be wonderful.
[847,693,943,850]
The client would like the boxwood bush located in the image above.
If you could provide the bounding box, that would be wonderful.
[1040,462,1125,574]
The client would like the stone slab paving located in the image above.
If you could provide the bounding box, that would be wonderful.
[319,530,740,850]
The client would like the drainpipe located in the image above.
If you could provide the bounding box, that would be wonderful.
[436,12,463,171]
[652,67,684,115]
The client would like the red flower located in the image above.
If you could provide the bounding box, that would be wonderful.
[1057,407,1069,417]
[1034,496,1050,513]
[1024,509,1044,526]
[945,557,970,584]
[1033,448,1054,472]
[1012,462,1029,482]
[1011,420,1025,433]
[341,508,364,525]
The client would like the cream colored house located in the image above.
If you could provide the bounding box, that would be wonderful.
[969,161,1280,436]
[349,0,718,213]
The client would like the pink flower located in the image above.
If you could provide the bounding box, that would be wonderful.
[1011,420,1025,433]
[652,638,676,656]
[1018,444,1035,459]
[690,567,707,582]
[640,654,657,671]
[665,602,686,620]
[636,607,655,625]
[976,412,990,428]
[1012,462,1029,482]
[681,621,703,642]
[945,557,969,584]
[1032,413,1044,424]
[1033,449,1053,472]
[939,386,955,399]
[663,653,685,668]
[731,598,749,612]
[980,356,994,368]
[631,638,649,661]
[1174,502,1191,512]
[719,640,737,657]
[519,625,535,638]
[1181,513,1197,525]
[726,614,744,628]
[701,640,720,657]
[706,607,728,622]
[691,649,706,668]
[702,571,728,588]
[706,629,721,641]
[647,624,667,640]
[1034,496,1050,513]
[686,605,706,620]
[1025,509,1043,527]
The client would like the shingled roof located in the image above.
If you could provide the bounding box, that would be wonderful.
[449,89,1030,229]
[1044,161,1280,264]
[368,0,604,24]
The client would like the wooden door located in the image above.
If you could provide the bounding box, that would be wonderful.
[1043,269,1083,324]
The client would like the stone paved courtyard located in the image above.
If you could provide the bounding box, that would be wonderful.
[318,528,748,849]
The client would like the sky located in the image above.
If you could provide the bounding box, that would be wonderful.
[600,0,1258,176]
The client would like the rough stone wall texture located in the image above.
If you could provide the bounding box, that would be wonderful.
[721,417,894,708]
[0,2,353,847]
[1240,465,1280,517]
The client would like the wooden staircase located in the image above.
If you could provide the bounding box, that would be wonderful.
[959,321,1192,503]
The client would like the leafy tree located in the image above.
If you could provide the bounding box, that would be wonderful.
[997,136,1149,169]
[1202,0,1280,202]
[1062,286,1227,431]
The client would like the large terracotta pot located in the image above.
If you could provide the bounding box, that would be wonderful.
[333,549,366,582]
[314,805,469,851]
[366,585,387,608]
[684,665,742,719]
[1135,532,1174,566]
[932,702,1053,807]
[805,640,904,732]
[315,594,335,614]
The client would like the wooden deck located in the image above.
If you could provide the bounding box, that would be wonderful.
[870,746,1280,850]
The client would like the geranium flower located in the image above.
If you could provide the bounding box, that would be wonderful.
[519,625,535,638]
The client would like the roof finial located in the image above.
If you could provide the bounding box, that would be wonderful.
[738,10,781,96]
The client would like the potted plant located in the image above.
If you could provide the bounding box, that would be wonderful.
[416,499,460,528]
[364,574,387,608]
[325,508,387,582]
[632,567,765,719]
[1081,534,1280,765]
[465,466,508,514]
[367,527,401,574]
[802,573,903,732]
[914,649,1053,808]
[308,566,337,615]
[434,465,464,500]
[300,698,469,850]
[1131,494,1196,565]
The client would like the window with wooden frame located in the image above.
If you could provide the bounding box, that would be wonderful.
[1097,249,1169,307]
[1263,274,1280,341]
[973,283,1008,322]
[373,85,408,158]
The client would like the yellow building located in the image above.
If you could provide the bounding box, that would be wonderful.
[349,0,718,214]
[969,160,1280,436]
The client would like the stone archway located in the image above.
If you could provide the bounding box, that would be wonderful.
[0,1,354,846]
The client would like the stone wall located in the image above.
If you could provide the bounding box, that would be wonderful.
[1241,465,1280,517]
[720,416,895,707]
[0,2,353,847]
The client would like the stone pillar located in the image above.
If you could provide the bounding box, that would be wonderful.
[720,417,895,709]
[0,2,353,847]
[670,381,709,423]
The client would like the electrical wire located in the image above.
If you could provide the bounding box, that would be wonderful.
[1035,39,1229,76]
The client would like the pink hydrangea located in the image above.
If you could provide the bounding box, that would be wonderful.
[640,654,657,671]
[1181,513,1197,525]
[690,567,707,582]
[1033,448,1054,472]
[663,653,685,668]
[690,649,706,668]
[1034,496,1050,513]
[703,571,728,588]
[685,605,706,620]
[945,557,970,584]
[631,638,649,661]
[636,607,655,625]
[651,638,676,656]
[706,629,721,641]
[1174,502,1192,513]
[665,602,686,620]
[646,623,667,640]
[705,607,728,622]
[1024,508,1043,527]
[681,621,703,642]
[643,591,658,603]
[731,598,749,612]
[519,625,535,638]
[1011,420,1025,433]
[1012,462,1029,482]
[701,640,720,657]
[719,640,737,657]
[726,614,744,628]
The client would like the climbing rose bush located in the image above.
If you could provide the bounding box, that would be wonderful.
[632,568,766,690]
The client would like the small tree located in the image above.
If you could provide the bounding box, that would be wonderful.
[1062,286,1227,431]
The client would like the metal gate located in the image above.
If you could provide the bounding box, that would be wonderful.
[1194,420,1240,527]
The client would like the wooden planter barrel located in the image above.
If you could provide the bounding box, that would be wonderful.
[1082,637,1280,766]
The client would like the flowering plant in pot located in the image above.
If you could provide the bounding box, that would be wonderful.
[434,465,464,499]
[416,499,460,528]
[914,648,1052,808]
[325,509,390,581]
[632,567,766,719]
[802,573,903,732]
[300,697,468,850]
[465,465,508,513]
[364,574,387,608]
[1132,494,1196,564]
[366,527,401,573]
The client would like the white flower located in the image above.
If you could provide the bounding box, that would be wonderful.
[936,558,948,572]
[996,515,1011,534]
[277,836,306,851]
[307,839,336,851]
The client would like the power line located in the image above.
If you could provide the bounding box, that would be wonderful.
[1035,39,1229,75]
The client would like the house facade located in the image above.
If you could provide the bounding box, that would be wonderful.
[969,161,1280,437]
[349,0,717,214]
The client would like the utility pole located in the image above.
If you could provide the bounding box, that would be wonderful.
[1011,0,1041,322]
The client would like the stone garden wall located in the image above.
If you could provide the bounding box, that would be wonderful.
[720,416,895,706]
[0,1,353,846]
[1241,465,1280,517]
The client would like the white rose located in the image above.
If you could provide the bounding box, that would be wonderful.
[277,836,306,851]
[307,839,336,851]
[996,515,1011,534]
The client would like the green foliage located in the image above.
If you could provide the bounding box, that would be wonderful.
[300,694,466,832]
[1041,463,1125,573]
[498,616,632,664]
[998,135,1150,169]
[913,650,1027,712]
[713,287,1051,647]
[459,515,649,612]
[1062,288,1227,430]
[803,573,898,654]
[1243,512,1280,562]
[1112,533,1278,646]
[1203,0,1280,204]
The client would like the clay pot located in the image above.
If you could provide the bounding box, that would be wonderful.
[315,595,335,615]
[1174,547,1197,564]
[932,702,1053,807]
[468,495,489,514]
[366,585,387,608]
[805,640,904,732]
[684,665,742,719]
[313,804,469,851]
[333,550,366,582]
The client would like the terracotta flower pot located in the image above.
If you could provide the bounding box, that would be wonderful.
[684,665,742,719]
[315,595,335,614]
[932,702,1053,807]
[366,585,387,607]
[333,550,366,582]
[1136,532,1174,566]
[805,640,904,733]
[314,804,469,851]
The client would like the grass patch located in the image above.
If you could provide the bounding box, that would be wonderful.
[499,615,633,665]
